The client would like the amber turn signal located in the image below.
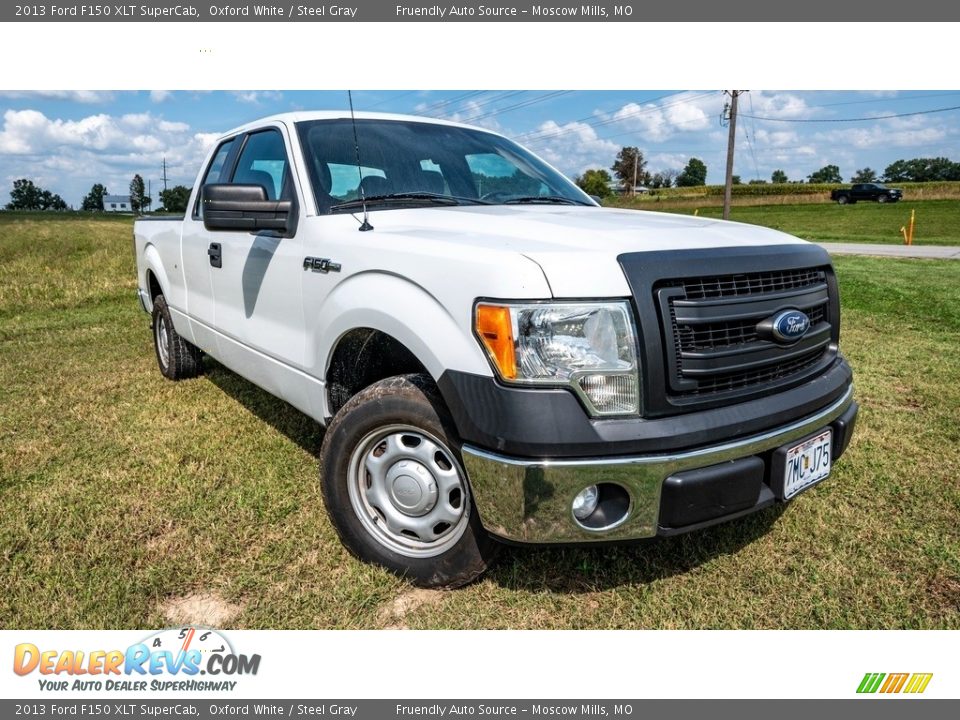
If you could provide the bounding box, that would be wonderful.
[475,304,517,380]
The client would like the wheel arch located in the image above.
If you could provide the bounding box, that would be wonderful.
[141,243,172,312]
[325,327,431,416]
[314,273,493,418]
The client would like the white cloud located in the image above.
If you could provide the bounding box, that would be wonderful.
[0,109,218,205]
[121,113,153,129]
[157,119,190,132]
[608,92,719,142]
[149,90,172,103]
[754,129,800,148]
[746,91,816,120]
[646,152,692,172]
[816,121,949,150]
[231,91,283,105]
[0,90,114,104]
[440,99,505,132]
[522,120,620,178]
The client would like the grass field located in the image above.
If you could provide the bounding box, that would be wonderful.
[1,213,958,629]
[609,198,960,246]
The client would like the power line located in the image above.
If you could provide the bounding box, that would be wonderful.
[522,101,723,151]
[519,91,721,146]
[449,90,528,117]
[362,90,421,110]
[741,104,960,123]
[520,91,717,142]
[416,90,488,115]
[513,90,692,141]
[807,91,960,109]
[463,90,573,122]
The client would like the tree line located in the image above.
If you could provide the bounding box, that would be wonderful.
[4,179,68,211]
[575,149,960,196]
[4,176,193,213]
[575,148,709,197]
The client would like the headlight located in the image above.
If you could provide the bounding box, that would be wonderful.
[475,301,640,416]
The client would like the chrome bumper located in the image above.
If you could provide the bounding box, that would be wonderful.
[461,386,855,543]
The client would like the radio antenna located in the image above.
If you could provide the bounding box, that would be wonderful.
[348,90,373,232]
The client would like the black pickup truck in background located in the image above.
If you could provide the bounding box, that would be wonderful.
[830,183,903,204]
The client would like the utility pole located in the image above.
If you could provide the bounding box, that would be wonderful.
[722,90,743,221]
[632,152,638,197]
[161,157,168,192]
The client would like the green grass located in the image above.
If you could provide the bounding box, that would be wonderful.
[608,198,960,246]
[1,213,959,629]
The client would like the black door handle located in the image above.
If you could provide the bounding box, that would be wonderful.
[208,242,222,268]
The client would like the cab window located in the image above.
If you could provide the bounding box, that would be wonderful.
[230,129,293,201]
[193,136,236,219]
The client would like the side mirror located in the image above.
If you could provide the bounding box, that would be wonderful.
[201,184,296,236]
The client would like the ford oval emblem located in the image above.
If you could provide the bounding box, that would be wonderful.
[771,310,810,342]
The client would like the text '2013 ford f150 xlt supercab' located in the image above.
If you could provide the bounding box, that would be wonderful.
[135,111,858,587]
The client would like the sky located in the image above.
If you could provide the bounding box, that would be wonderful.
[1,89,959,206]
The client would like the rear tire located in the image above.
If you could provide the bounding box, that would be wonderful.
[837,196,848,205]
[152,295,203,380]
[320,374,498,588]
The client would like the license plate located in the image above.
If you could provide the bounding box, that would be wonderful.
[783,429,832,500]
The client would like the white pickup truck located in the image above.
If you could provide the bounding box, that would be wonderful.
[135,111,858,587]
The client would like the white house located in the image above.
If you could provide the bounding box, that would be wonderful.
[103,195,132,212]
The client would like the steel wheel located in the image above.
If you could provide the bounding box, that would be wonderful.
[347,424,470,558]
[155,314,170,369]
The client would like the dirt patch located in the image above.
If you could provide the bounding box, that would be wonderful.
[161,592,242,627]
[924,573,960,621]
[145,525,188,556]
[377,588,445,629]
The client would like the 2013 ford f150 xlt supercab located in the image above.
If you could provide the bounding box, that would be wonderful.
[135,111,858,587]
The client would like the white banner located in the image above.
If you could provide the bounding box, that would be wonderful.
[1,630,954,699]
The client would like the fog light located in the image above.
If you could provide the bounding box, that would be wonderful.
[572,485,599,521]
[577,373,639,415]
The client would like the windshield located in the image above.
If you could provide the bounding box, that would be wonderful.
[295,118,594,213]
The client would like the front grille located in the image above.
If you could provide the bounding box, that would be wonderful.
[677,304,826,353]
[687,347,826,395]
[655,267,836,403]
[677,268,827,300]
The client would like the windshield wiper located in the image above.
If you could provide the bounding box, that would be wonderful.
[502,195,589,206]
[329,192,490,212]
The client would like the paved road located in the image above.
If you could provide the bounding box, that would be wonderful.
[814,242,960,259]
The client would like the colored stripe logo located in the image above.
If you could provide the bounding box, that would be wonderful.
[857,672,933,694]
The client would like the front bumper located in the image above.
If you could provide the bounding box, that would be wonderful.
[461,386,858,544]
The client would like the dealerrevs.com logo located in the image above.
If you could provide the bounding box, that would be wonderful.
[857,673,933,694]
[13,627,260,692]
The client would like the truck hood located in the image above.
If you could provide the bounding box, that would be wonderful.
[371,205,809,297]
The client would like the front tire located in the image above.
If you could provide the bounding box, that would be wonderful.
[152,295,203,380]
[877,194,888,204]
[320,374,498,588]
[837,196,848,205]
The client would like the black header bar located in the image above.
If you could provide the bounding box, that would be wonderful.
[5,0,958,22]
